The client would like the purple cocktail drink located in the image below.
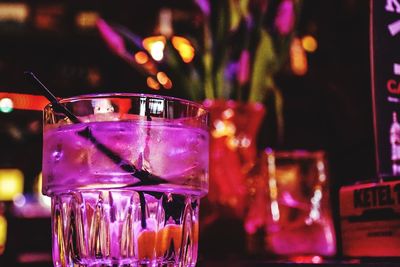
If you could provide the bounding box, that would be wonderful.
[42,94,209,267]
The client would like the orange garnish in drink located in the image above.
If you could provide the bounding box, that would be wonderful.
[156,224,183,257]
[193,221,199,246]
[137,229,156,260]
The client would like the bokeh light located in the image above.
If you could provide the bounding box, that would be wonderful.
[156,72,172,89]
[0,215,6,255]
[0,98,13,113]
[143,36,166,61]
[290,37,308,76]
[172,36,195,63]
[75,11,99,29]
[301,35,318,52]
[0,3,29,23]
[147,76,160,90]
[135,51,149,65]
[0,169,24,201]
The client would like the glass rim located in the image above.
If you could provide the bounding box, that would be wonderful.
[44,92,207,113]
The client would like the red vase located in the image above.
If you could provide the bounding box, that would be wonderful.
[203,99,266,218]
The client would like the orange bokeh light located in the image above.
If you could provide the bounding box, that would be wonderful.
[156,72,172,89]
[301,35,318,53]
[134,51,149,65]
[156,72,168,85]
[172,36,195,63]
[146,77,160,90]
[75,11,99,29]
[290,38,308,76]
[142,35,195,64]
[0,3,29,23]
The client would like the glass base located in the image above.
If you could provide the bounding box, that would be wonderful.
[51,190,199,267]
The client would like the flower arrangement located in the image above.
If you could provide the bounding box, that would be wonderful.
[97,0,301,104]
[97,0,302,143]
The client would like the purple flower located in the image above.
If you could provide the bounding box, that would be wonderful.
[238,50,250,85]
[225,62,238,81]
[275,0,295,35]
[195,0,210,16]
[97,19,126,56]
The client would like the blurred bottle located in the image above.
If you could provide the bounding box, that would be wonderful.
[390,112,400,176]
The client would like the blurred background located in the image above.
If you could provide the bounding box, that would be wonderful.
[0,0,374,265]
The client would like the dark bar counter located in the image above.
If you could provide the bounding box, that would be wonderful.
[2,259,400,267]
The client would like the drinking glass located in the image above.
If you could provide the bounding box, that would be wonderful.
[42,93,209,267]
[246,149,336,260]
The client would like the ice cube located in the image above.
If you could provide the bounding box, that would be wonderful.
[87,122,141,176]
[143,126,207,182]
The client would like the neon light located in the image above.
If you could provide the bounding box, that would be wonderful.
[0,92,48,111]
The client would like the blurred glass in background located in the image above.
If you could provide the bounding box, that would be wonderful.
[245,149,336,261]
